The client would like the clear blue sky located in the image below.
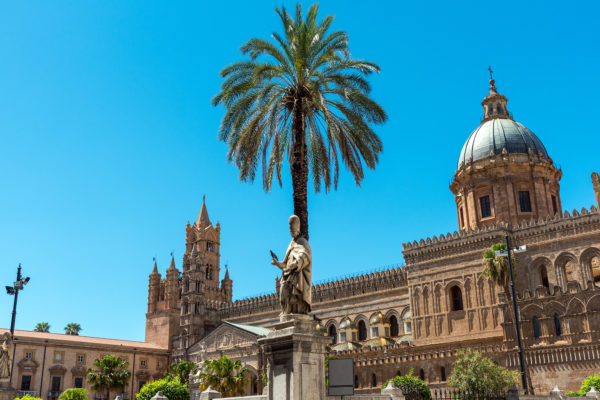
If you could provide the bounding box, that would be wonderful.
[1,1,598,341]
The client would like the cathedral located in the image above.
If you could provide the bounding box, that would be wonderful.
[144,77,600,395]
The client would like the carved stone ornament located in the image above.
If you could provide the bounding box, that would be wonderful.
[270,215,312,314]
[0,332,12,379]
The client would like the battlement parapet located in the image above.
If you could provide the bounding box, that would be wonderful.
[403,206,599,265]
[219,266,408,318]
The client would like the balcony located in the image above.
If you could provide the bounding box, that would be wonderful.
[48,391,62,399]
[18,391,38,397]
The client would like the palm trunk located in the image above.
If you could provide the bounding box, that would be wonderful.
[291,97,309,240]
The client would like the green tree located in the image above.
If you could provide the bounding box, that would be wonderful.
[382,369,431,400]
[34,322,50,332]
[213,3,387,239]
[86,355,131,400]
[136,376,189,400]
[449,349,518,395]
[566,373,600,396]
[482,243,519,299]
[168,360,198,385]
[64,323,82,335]
[197,356,249,397]
[58,389,88,400]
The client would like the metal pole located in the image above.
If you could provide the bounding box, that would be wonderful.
[505,235,528,394]
[9,264,22,337]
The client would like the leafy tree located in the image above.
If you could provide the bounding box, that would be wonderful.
[136,376,189,400]
[86,355,131,400]
[14,395,43,400]
[58,388,88,400]
[449,349,518,395]
[566,373,600,396]
[64,323,82,335]
[382,369,431,400]
[168,360,198,385]
[197,355,249,397]
[213,3,387,239]
[34,322,50,332]
[482,243,519,299]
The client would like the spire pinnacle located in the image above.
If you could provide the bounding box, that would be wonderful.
[151,257,159,274]
[224,265,230,280]
[196,195,211,227]
[168,253,176,270]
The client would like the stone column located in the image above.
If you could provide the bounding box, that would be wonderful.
[258,314,331,400]
[592,172,600,209]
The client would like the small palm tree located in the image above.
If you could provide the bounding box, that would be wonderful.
[64,323,82,335]
[34,322,50,332]
[86,355,131,400]
[213,3,387,239]
[482,243,519,299]
[197,356,249,397]
[168,360,198,385]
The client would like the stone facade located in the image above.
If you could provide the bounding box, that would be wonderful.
[1,329,169,400]
[144,78,600,395]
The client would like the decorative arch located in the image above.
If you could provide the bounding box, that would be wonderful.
[446,281,464,311]
[566,298,585,314]
[422,286,430,314]
[464,278,473,309]
[530,257,553,289]
[555,252,579,288]
[544,301,565,316]
[580,247,600,285]
[325,320,338,344]
[412,287,421,317]
[520,304,543,320]
[434,284,443,312]
[354,315,368,341]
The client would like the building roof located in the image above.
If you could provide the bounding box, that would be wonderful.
[196,195,211,227]
[223,322,271,337]
[457,119,549,168]
[0,328,168,352]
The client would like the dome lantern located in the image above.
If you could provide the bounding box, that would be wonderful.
[481,67,511,122]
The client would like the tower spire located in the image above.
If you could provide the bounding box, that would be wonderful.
[151,257,159,274]
[196,195,211,227]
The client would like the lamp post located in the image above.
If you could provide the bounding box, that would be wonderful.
[6,264,30,337]
[495,236,528,394]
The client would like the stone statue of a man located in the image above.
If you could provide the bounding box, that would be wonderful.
[0,332,12,379]
[271,215,312,314]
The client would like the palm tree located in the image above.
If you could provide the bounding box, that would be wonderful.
[34,322,50,332]
[197,356,249,397]
[64,323,82,335]
[213,3,387,239]
[482,243,519,299]
[86,355,131,400]
[168,360,198,385]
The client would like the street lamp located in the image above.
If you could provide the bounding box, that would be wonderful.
[6,263,30,337]
[495,236,528,394]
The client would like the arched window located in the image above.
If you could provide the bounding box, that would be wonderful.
[488,105,494,115]
[251,375,258,395]
[328,325,337,345]
[440,366,446,382]
[390,315,399,337]
[450,286,464,311]
[419,368,425,381]
[496,104,503,114]
[358,320,367,341]
[591,256,600,286]
[533,317,541,339]
[354,375,359,389]
[372,373,377,387]
[554,314,561,337]
[206,268,211,280]
[540,265,549,288]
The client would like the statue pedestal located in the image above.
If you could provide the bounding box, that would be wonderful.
[0,382,17,400]
[259,314,331,400]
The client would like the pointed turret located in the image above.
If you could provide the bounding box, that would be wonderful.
[168,254,177,271]
[191,243,198,258]
[196,195,211,227]
[151,259,159,275]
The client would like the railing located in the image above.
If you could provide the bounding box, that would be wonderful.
[115,393,130,400]
[48,391,62,399]
[223,396,267,400]
[18,391,38,397]
[431,388,508,400]
[94,394,108,400]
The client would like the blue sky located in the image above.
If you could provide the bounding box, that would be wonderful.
[1,1,598,341]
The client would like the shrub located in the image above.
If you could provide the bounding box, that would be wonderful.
[382,369,431,400]
[14,395,43,400]
[58,389,88,400]
[449,349,518,395]
[566,374,600,396]
[136,376,189,400]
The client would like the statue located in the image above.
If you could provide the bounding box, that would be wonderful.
[271,215,312,314]
[0,332,12,379]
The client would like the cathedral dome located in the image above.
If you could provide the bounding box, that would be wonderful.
[457,118,549,168]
